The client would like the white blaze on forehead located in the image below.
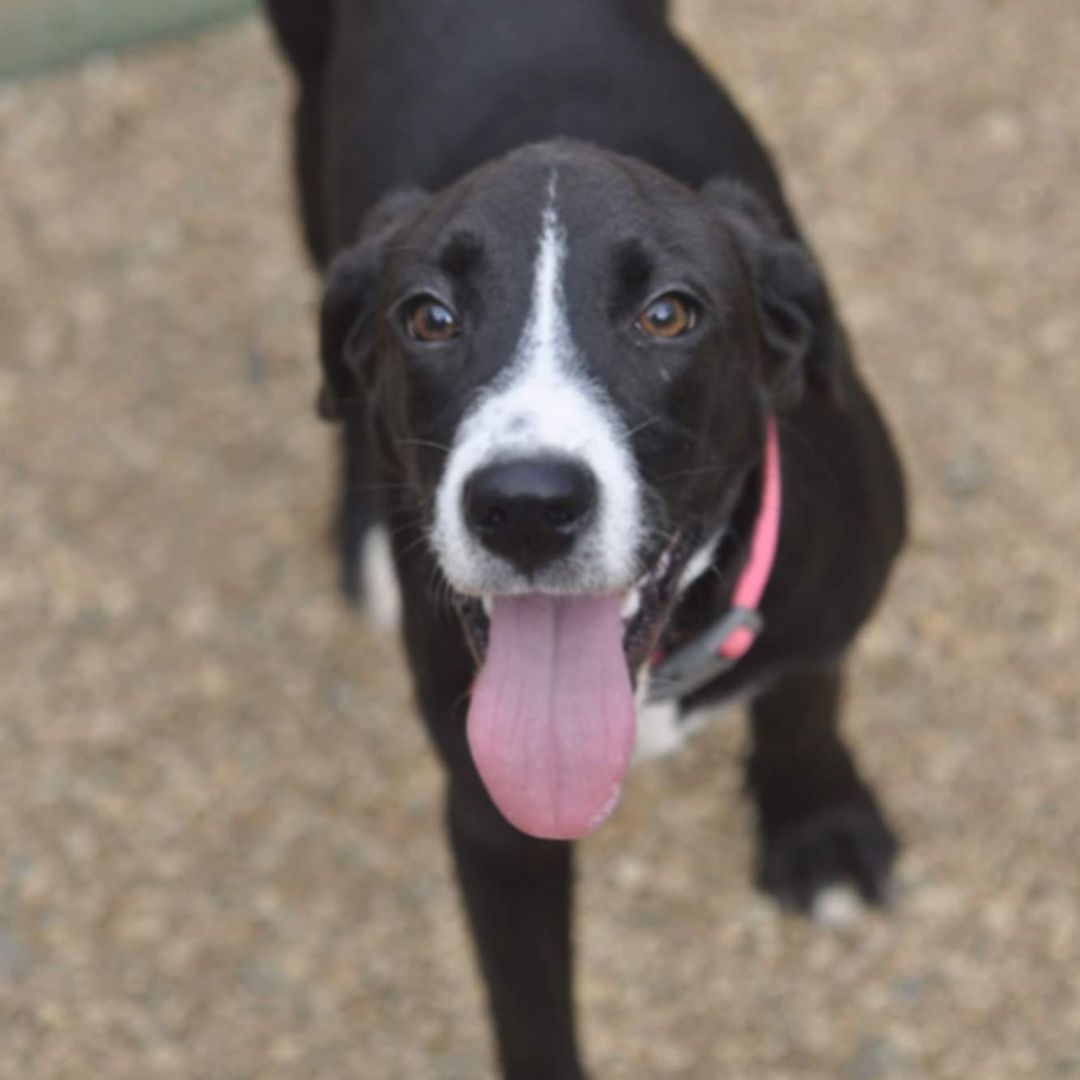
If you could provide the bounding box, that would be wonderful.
[432,176,643,596]
[526,188,568,377]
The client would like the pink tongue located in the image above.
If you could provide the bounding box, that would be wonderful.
[466,594,636,840]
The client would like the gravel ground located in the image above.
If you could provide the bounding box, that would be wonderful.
[1,4,1078,1078]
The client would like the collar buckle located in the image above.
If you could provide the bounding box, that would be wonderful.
[646,606,764,703]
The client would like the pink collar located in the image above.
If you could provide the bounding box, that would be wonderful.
[718,415,783,660]
[647,417,782,700]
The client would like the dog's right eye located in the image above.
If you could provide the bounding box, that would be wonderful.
[404,298,461,343]
[638,293,698,339]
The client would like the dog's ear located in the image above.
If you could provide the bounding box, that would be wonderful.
[703,178,839,408]
[317,188,430,421]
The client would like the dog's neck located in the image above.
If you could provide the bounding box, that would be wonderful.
[351,0,669,59]
[653,422,782,684]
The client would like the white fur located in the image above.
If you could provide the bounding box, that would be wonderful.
[633,699,721,761]
[432,178,643,596]
[634,699,687,760]
[679,531,723,591]
[360,525,402,632]
[811,884,866,929]
[632,667,711,761]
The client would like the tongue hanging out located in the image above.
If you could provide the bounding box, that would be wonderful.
[466,593,636,840]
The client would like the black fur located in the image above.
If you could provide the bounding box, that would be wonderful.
[264,2,906,1076]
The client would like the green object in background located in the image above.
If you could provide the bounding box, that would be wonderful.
[0,0,258,81]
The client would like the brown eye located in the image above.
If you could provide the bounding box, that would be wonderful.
[405,298,460,342]
[638,294,697,339]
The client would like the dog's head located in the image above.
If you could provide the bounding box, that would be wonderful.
[321,141,829,838]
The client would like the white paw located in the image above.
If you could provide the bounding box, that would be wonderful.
[810,884,866,930]
[360,526,402,632]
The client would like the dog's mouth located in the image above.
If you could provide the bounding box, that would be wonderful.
[453,531,699,842]
[455,529,697,673]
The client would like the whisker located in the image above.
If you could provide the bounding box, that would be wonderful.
[395,437,454,455]
[624,416,664,439]
[342,481,417,495]
[651,463,742,484]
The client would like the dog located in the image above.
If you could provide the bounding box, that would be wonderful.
[264,2,907,1076]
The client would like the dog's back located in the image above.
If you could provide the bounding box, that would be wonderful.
[270,0,789,253]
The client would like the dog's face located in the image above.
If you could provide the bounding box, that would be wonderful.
[321,141,826,838]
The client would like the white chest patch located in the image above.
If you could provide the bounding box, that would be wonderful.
[632,687,724,763]
[634,699,690,760]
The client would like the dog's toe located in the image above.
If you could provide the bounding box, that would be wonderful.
[757,801,899,916]
[810,883,865,929]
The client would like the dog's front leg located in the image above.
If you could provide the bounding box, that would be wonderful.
[746,665,899,916]
[446,774,585,1080]
[400,585,586,1079]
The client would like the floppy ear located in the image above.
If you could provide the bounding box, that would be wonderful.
[703,178,839,408]
[317,188,430,421]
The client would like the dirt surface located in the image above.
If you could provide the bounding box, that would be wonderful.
[1,4,1078,1078]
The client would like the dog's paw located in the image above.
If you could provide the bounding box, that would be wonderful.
[756,800,899,917]
[358,525,402,632]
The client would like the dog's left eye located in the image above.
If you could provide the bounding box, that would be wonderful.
[404,298,461,342]
[638,293,698,339]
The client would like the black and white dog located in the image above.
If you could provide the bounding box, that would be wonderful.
[265,1,906,1075]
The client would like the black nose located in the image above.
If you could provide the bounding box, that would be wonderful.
[464,457,597,574]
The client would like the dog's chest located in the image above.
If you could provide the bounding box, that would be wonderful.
[632,697,732,762]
